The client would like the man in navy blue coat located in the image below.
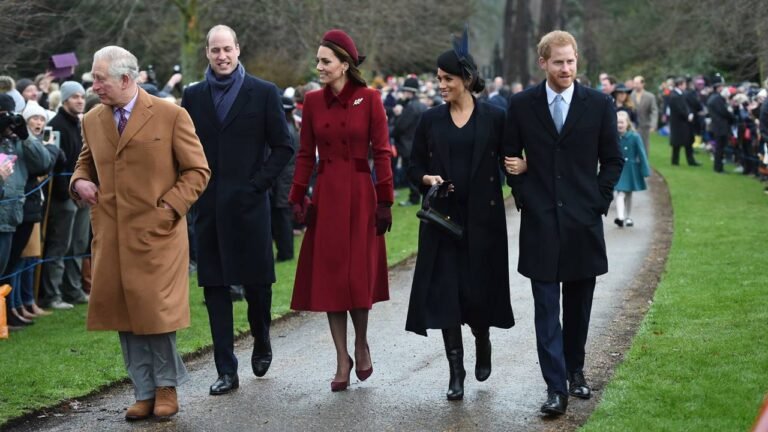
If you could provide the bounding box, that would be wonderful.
[181,25,293,396]
[503,30,623,416]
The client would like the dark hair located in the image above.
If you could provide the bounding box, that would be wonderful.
[321,41,366,87]
[437,50,484,93]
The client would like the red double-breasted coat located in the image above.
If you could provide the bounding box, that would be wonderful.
[288,82,394,312]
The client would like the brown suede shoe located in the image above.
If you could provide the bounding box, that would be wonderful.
[125,399,154,421]
[153,387,178,420]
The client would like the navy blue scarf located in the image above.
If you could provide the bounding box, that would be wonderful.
[205,63,245,123]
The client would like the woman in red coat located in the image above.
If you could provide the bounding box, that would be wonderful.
[288,29,394,392]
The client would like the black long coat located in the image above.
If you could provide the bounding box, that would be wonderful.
[668,89,693,148]
[504,81,623,282]
[182,74,293,287]
[707,92,736,138]
[405,101,514,336]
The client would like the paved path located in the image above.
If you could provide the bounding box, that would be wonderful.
[10,183,660,432]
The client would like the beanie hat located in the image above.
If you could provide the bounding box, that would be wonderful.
[281,96,295,111]
[15,78,35,94]
[0,94,15,112]
[322,29,365,66]
[22,101,47,122]
[60,81,86,103]
[401,77,420,93]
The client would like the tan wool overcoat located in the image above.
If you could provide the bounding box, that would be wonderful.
[71,88,210,335]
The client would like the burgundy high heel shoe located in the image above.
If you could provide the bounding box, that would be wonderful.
[355,345,373,381]
[331,355,353,392]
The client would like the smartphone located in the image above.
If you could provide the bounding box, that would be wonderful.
[43,126,52,142]
[51,130,61,148]
[0,153,18,165]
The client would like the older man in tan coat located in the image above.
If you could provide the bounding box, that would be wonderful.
[71,46,210,422]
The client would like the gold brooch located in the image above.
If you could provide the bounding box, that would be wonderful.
[353,98,363,106]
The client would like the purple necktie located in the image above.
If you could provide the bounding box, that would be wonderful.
[117,108,128,135]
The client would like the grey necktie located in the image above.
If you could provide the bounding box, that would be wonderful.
[553,94,564,133]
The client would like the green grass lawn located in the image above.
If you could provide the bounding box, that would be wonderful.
[0,188,422,426]
[581,135,768,431]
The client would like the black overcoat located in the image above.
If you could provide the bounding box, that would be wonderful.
[504,81,623,282]
[182,74,293,286]
[668,89,693,148]
[706,92,736,138]
[405,101,514,336]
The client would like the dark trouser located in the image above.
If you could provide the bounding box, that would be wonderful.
[2,222,35,309]
[187,206,198,264]
[671,140,696,166]
[713,134,729,172]
[204,284,272,375]
[40,199,90,304]
[271,207,293,261]
[740,135,756,175]
[531,278,596,395]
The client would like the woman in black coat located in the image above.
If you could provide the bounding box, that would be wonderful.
[406,37,523,400]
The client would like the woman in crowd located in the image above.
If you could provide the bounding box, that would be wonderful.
[405,30,519,400]
[0,96,52,329]
[288,29,394,392]
[614,111,650,228]
[613,83,637,125]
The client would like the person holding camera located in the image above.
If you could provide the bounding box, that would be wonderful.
[0,94,53,327]
[1,101,60,329]
[39,81,90,310]
[404,31,518,401]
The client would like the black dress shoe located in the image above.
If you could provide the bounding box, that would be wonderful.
[568,371,592,399]
[252,338,272,377]
[209,373,239,395]
[540,391,568,416]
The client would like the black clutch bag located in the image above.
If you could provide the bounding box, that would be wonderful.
[416,182,463,240]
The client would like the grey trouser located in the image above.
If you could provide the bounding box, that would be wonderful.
[119,331,189,400]
[638,126,651,156]
[40,198,90,304]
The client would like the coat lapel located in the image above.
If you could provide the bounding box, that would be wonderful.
[97,105,119,149]
[117,88,153,154]
[531,81,559,141]
[470,102,491,180]
[220,78,252,131]
[200,81,220,130]
[434,105,452,179]
[558,82,588,142]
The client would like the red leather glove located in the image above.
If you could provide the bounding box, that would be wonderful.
[375,203,392,236]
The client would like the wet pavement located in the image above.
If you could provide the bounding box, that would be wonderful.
[8,185,659,432]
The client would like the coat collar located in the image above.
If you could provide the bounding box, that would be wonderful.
[531,79,588,143]
[198,75,254,131]
[96,87,154,153]
[323,80,362,108]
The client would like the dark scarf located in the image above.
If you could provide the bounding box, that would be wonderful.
[205,63,245,123]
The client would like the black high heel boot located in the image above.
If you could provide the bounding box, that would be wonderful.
[442,327,465,401]
[472,327,491,382]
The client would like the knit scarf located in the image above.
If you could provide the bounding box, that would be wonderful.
[205,63,245,123]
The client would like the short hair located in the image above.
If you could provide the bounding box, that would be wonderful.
[633,75,645,84]
[0,76,15,92]
[537,30,578,60]
[674,77,686,86]
[603,75,617,85]
[93,46,139,81]
[206,25,239,48]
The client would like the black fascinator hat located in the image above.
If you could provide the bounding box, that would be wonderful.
[437,24,485,93]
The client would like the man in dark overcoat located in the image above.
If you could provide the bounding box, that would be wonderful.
[503,30,623,416]
[668,77,700,166]
[706,75,736,173]
[181,25,293,395]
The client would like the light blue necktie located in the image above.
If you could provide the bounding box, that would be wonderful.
[552,94,564,133]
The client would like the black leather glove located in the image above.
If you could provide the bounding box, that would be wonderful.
[375,203,392,236]
[13,124,29,140]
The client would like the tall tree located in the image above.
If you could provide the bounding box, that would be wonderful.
[538,0,561,40]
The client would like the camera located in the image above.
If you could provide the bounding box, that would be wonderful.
[0,112,25,132]
[146,64,157,85]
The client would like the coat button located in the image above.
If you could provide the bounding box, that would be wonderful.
[325,123,330,128]
[341,122,346,127]
[556,174,562,179]
[490,200,496,206]
[557,200,563,207]
[491,151,496,156]
[490,176,494,182]
[342,140,347,144]
[429,152,433,157]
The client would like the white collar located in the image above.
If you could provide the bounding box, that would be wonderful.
[545,82,574,105]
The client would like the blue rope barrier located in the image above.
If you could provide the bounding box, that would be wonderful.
[0,172,74,205]
[0,253,91,281]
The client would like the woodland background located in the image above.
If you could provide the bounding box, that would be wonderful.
[1,0,767,88]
